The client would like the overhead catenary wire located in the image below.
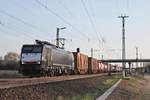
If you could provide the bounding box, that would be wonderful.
[80,0,105,55]
[8,0,36,17]
[0,21,37,40]
[88,0,106,41]
[35,0,90,40]
[0,19,33,39]
[56,0,75,19]
[80,0,103,44]
[8,0,54,38]
[0,25,34,41]
[56,0,95,45]
[0,8,49,40]
[87,0,97,29]
[87,0,107,50]
[126,0,129,9]
[0,9,42,33]
[5,0,84,47]
[82,0,110,58]
[126,0,130,14]
[116,0,130,14]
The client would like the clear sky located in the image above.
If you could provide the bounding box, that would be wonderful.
[0,0,150,59]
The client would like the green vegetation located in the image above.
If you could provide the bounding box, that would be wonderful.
[0,70,24,78]
[0,52,19,70]
[60,75,121,100]
[106,74,149,100]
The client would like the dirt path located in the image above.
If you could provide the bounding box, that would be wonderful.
[143,75,150,88]
[106,75,150,100]
[142,75,150,100]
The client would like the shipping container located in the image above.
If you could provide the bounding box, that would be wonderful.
[104,64,108,72]
[88,57,99,74]
[100,62,105,72]
[111,65,117,72]
[98,60,103,73]
[73,52,88,74]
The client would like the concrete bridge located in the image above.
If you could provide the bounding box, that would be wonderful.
[101,59,150,74]
[101,59,150,63]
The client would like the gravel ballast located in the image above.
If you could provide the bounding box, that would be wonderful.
[0,75,120,100]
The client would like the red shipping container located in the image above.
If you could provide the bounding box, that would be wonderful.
[98,60,103,73]
[73,52,88,74]
[88,57,99,74]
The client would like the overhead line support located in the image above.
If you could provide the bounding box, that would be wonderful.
[118,15,129,78]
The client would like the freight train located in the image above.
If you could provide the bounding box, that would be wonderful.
[19,40,120,76]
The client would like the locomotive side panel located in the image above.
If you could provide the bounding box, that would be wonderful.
[42,45,75,75]
[51,47,74,69]
[41,46,52,70]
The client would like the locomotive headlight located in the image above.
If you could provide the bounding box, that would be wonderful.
[37,61,41,64]
[22,62,25,64]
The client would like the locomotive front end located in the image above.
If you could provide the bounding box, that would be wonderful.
[19,45,43,75]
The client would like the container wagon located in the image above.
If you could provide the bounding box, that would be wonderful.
[73,52,88,74]
[98,60,103,73]
[88,57,99,74]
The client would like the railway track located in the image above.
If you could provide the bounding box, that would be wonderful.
[0,73,120,89]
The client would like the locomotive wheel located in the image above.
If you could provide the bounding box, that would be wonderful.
[41,71,47,76]
[59,69,62,75]
[69,69,75,75]
[50,70,55,77]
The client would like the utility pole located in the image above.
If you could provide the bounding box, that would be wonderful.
[140,52,143,67]
[135,47,139,73]
[56,27,66,47]
[136,47,139,68]
[56,28,59,47]
[101,55,104,60]
[118,15,129,78]
[91,48,93,57]
[90,48,102,58]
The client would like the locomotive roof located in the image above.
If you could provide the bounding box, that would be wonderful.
[22,44,72,53]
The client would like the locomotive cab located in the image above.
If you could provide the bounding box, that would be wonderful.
[20,45,44,75]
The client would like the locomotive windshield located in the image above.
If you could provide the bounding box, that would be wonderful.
[22,45,43,53]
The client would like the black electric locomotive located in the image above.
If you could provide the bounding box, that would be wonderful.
[19,40,74,76]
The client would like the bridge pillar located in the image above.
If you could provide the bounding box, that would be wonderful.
[128,62,131,74]
[108,64,112,76]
